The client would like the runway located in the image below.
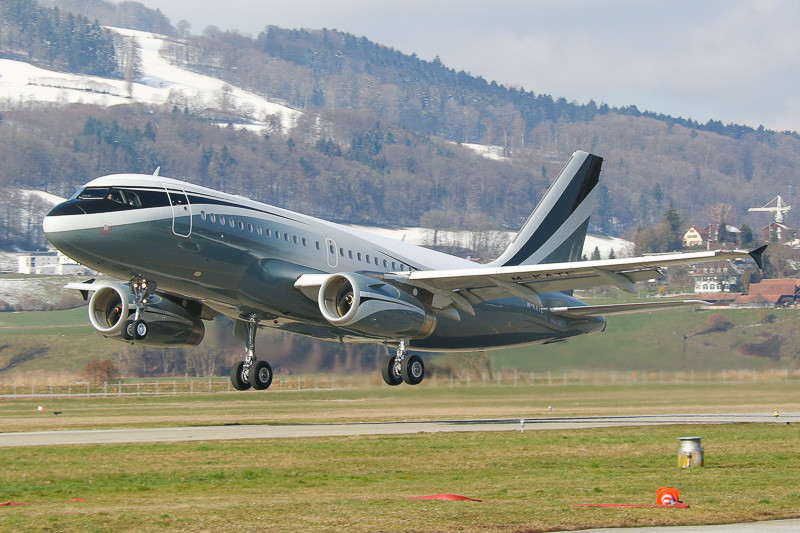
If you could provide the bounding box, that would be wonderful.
[0,413,795,447]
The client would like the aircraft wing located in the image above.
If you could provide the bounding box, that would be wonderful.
[383,246,765,315]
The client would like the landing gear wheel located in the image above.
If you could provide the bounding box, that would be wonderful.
[401,354,425,385]
[381,354,403,386]
[122,320,135,340]
[230,361,251,391]
[249,360,273,390]
[134,319,148,339]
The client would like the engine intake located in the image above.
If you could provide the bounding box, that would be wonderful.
[318,273,436,339]
[87,284,204,347]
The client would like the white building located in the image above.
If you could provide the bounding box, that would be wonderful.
[17,251,93,275]
[692,261,743,293]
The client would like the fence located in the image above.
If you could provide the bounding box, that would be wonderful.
[1,368,797,399]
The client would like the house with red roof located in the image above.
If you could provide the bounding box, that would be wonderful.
[732,278,800,308]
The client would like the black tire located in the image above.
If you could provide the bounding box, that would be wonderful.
[230,361,251,391]
[134,319,148,339]
[401,354,424,385]
[249,360,273,390]
[381,354,403,386]
[122,320,135,340]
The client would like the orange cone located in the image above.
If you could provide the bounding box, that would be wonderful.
[657,487,680,506]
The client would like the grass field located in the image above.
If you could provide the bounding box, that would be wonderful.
[2,303,800,383]
[1,384,799,531]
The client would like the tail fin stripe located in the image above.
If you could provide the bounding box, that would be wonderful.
[499,153,601,267]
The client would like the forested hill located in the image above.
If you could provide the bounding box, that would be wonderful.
[251,26,774,142]
[2,0,800,252]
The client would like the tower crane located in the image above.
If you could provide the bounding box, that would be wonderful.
[748,195,791,223]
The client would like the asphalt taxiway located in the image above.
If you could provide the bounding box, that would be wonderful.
[0,413,795,447]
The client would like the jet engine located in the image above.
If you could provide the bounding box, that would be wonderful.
[87,284,204,347]
[318,273,436,339]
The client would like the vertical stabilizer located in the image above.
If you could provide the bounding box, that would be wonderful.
[490,150,602,266]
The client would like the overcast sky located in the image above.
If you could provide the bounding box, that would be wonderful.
[138,0,800,133]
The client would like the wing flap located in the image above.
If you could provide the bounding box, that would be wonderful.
[549,300,708,318]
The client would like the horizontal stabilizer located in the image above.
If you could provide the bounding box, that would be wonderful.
[548,300,707,318]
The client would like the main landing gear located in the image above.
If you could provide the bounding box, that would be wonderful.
[121,276,153,341]
[230,315,273,391]
[382,339,425,386]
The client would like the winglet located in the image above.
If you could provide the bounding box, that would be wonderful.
[749,244,767,270]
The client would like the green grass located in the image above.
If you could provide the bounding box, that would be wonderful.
[0,304,797,384]
[493,306,800,372]
[1,383,799,531]
[1,382,799,431]
[0,307,88,328]
[0,424,798,532]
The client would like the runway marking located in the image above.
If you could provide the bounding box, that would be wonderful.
[0,413,795,447]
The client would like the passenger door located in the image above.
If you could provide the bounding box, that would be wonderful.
[165,186,192,238]
[325,238,338,268]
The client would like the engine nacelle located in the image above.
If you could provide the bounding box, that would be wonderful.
[318,273,436,339]
[87,284,204,347]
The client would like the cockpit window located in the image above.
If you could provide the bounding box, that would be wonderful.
[77,187,108,200]
[73,186,170,209]
[106,188,126,204]
[125,191,142,207]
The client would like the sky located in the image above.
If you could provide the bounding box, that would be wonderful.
[137,0,800,133]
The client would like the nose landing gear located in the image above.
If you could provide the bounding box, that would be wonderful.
[122,276,154,341]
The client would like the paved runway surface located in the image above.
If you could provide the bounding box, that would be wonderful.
[569,518,800,532]
[0,413,796,447]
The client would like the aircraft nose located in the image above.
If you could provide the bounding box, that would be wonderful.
[46,201,86,217]
[42,201,85,245]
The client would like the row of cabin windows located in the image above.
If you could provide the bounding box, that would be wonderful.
[199,210,410,271]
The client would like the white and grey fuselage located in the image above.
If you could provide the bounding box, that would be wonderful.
[43,158,606,352]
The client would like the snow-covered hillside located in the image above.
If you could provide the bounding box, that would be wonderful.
[0,27,300,132]
[353,225,632,259]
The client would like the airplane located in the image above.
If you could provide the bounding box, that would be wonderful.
[42,150,765,390]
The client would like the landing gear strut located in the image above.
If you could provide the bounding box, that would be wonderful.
[381,340,424,386]
[230,315,273,391]
[122,276,153,341]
